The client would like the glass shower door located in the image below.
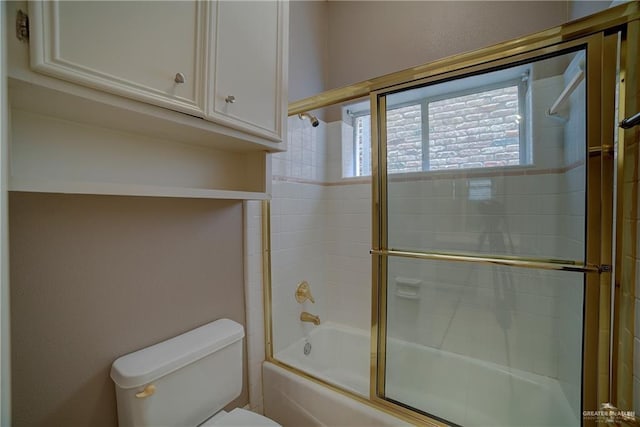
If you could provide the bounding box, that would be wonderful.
[372,37,615,427]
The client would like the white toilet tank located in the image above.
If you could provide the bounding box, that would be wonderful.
[110,319,244,427]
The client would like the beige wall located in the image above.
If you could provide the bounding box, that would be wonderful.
[9,193,247,427]
[326,1,570,90]
[287,0,615,99]
[570,0,611,20]
[289,0,328,103]
[288,1,577,120]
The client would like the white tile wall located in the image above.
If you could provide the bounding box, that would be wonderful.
[272,116,327,182]
[270,118,373,355]
[326,121,343,182]
[563,53,587,168]
[388,173,583,261]
[271,180,329,353]
[530,75,566,169]
[325,183,371,331]
[385,254,583,377]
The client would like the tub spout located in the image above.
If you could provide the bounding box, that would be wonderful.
[300,312,321,325]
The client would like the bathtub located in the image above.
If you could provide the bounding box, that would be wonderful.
[265,323,580,427]
[275,322,370,396]
[263,363,411,427]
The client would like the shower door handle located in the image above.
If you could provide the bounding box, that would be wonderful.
[620,111,640,129]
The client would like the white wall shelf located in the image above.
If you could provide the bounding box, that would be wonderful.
[8,108,271,200]
[9,179,270,200]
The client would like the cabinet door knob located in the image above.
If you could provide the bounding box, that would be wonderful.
[174,73,185,84]
[225,95,236,104]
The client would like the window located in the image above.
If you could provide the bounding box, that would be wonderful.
[345,75,529,176]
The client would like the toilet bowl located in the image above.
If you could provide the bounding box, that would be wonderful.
[110,319,280,427]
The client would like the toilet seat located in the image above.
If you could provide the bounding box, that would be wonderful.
[200,408,281,427]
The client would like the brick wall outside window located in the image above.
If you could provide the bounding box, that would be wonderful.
[359,85,522,174]
[386,104,423,173]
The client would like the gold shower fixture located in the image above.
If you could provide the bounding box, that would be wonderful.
[300,312,321,325]
[295,281,315,303]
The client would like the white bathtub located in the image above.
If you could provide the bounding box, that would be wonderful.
[275,322,370,396]
[266,323,580,427]
[263,362,410,427]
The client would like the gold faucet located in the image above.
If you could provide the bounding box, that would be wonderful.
[295,281,315,303]
[300,312,320,325]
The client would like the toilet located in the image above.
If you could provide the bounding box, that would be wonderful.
[110,318,280,427]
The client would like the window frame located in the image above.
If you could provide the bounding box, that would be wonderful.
[350,111,372,177]
[346,75,529,176]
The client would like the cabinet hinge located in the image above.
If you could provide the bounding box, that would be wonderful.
[16,9,29,42]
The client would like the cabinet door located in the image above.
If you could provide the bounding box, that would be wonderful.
[209,1,287,141]
[29,1,207,116]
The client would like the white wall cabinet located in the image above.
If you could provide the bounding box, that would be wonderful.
[29,1,208,118]
[27,0,287,143]
[208,0,286,141]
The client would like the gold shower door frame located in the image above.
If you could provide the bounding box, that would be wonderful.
[369,31,626,427]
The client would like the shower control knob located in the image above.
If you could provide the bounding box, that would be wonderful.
[225,95,236,104]
[295,281,315,303]
[174,73,185,84]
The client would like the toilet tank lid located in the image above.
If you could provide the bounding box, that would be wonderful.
[110,318,244,389]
